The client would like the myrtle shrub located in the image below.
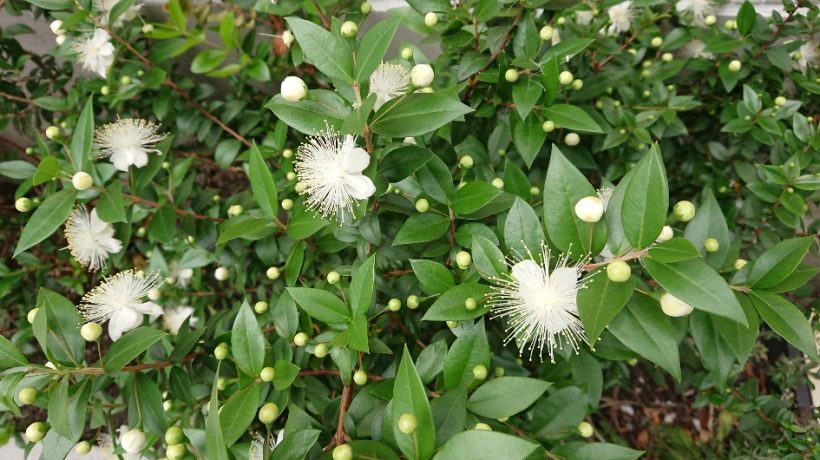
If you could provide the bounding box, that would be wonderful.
[0,0,818,458]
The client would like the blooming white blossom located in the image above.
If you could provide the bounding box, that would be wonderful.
[490,247,589,362]
[294,128,376,221]
[79,270,163,341]
[73,28,115,78]
[94,0,142,27]
[94,118,166,171]
[793,39,818,74]
[369,63,410,110]
[607,1,634,35]
[675,0,715,24]
[681,40,714,59]
[65,207,122,271]
[163,306,198,335]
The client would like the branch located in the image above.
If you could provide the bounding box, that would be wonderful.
[462,13,523,102]
[121,192,224,222]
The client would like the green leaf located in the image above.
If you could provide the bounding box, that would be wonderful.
[0,335,28,369]
[468,377,551,419]
[266,90,351,135]
[543,146,605,258]
[452,181,513,218]
[168,0,185,29]
[713,293,759,364]
[371,94,473,137]
[347,314,369,353]
[643,257,746,325]
[748,291,818,360]
[36,288,85,366]
[430,386,466,446]
[745,237,813,289]
[416,340,448,385]
[512,78,543,120]
[568,443,644,460]
[219,384,260,446]
[48,377,90,441]
[350,254,376,317]
[393,346,436,460]
[103,327,167,373]
[70,97,94,172]
[608,296,681,381]
[684,189,730,269]
[286,17,353,81]
[191,49,228,73]
[577,268,635,344]
[248,143,278,219]
[393,213,450,245]
[443,319,489,390]
[218,216,276,245]
[472,234,507,280]
[504,198,544,257]
[232,300,266,376]
[542,104,604,133]
[25,0,72,10]
[621,145,668,249]
[206,365,230,460]
[378,145,432,181]
[355,16,401,82]
[539,38,595,64]
[410,259,455,295]
[271,429,321,460]
[690,311,736,386]
[0,160,36,180]
[273,360,301,390]
[511,112,545,168]
[647,238,700,263]
[38,429,76,460]
[286,205,330,240]
[97,181,126,223]
[148,204,176,244]
[417,154,455,204]
[434,431,538,460]
[421,283,494,322]
[736,0,756,35]
[32,156,59,185]
[531,386,588,439]
[14,189,76,258]
[132,373,168,438]
[287,287,350,324]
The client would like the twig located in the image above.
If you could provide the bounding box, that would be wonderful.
[328,385,353,449]
[122,192,224,222]
[462,13,523,102]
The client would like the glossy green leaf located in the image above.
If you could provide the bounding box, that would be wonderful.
[231,300,266,376]
[393,346,435,460]
[434,431,538,460]
[748,291,818,360]
[70,97,94,172]
[103,327,167,373]
[683,189,730,269]
[393,213,450,245]
[248,143,278,219]
[745,237,813,289]
[287,287,350,324]
[468,377,551,418]
[14,189,77,258]
[504,197,544,258]
[609,296,681,381]
[443,319,490,390]
[286,17,353,81]
[371,94,472,137]
[577,268,635,343]
[421,283,494,322]
[219,384,261,446]
[542,104,604,133]
[621,145,668,249]
[410,259,455,295]
[355,16,401,82]
[350,254,376,317]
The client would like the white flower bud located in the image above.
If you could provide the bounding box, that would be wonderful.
[455,251,471,269]
[656,225,674,242]
[401,47,413,60]
[266,266,281,280]
[45,125,60,140]
[25,422,47,443]
[424,12,438,27]
[539,26,554,41]
[410,64,434,87]
[15,197,32,213]
[704,15,716,26]
[72,172,93,190]
[281,76,308,102]
[55,34,66,45]
[121,428,147,454]
[141,23,154,34]
[80,322,103,342]
[27,308,38,324]
[49,20,63,35]
[282,30,294,48]
[728,60,741,72]
[574,196,604,223]
[340,21,358,38]
[281,198,294,210]
[214,266,230,281]
[565,132,580,146]
[227,204,243,217]
[660,293,693,317]
[559,71,573,85]
[147,288,161,301]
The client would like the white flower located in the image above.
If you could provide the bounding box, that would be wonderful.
[65,207,122,271]
[681,40,714,59]
[94,0,142,27]
[94,118,166,171]
[73,28,115,78]
[410,64,434,87]
[490,248,589,362]
[294,128,376,221]
[369,63,410,110]
[607,1,634,35]
[281,76,307,101]
[675,0,715,24]
[793,40,818,74]
[163,306,197,335]
[575,10,594,26]
[79,270,163,341]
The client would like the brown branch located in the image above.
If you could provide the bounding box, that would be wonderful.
[298,369,383,381]
[462,13,523,102]
[753,0,803,59]
[0,91,34,105]
[122,193,224,222]
[583,248,648,271]
[327,385,353,449]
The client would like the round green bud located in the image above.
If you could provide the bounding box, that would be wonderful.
[282,148,293,158]
[494,367,505,378]
[606,260,631,283]
[539,26,554,41]
[18,387,37,405]
[332,444,353,460]
[266,266,281,280]
[398,413,418,434]
[340,21,358,38]
[293,332,309,347]
[260,366,276,382]
[327,271,341,284]
[464,297,477,310]
[472,364,488,380]
[571,79,583,90]
[673,200,696,222]
[214,344,229,361]
[45,125,60,140]
[258,402,280,424]
[640,69,651,78]
[455,251,471,269]
[120,75,131,85]
[704,238,720,253]
[734,258,747,270]
[459,155,474,169]
[407,295,420,309]
[353,369,368,385]
[446,320,458,329]
[504,68,519,83]
[530,186,540,196]
[474,423,492,431]
[578,421,594,438]
[314,343,329,358]
[558,70,573,85]
[142,23,154,34]
[651,36,663,48]
[401,47,413,60]
[360,1,372,14]
[100,85,110,96]
[704,14,716,25]
[491,178,504,189]
[16,197,33,213]
[214,266,230,281]
[556,16,566,25]
[75,440,92,455]
[497,148,506,156]
[661,52,673,62]
[424,12,438,27]
[542,120,556,133]
[388,298,402,312]
[254,301,268,314]
[25,147,33,154]
[25,422,47,443]
[728,60,741,72]
[774,96,786,106]
[165,426,184,445]
[415,198,430,213]
[80,322,102,342]
[166,443,187,460]
[281,198,294,211]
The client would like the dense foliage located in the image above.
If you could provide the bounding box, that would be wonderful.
[0,0,818,458]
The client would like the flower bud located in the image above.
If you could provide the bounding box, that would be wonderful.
[281,30,294,48]
[50,20,64,34]
[565,132,580,146]
[455,251,471,269]
[214,343,229,360]
[254,301,268,314]
[293,332,309,346]
[673,200,696,222]
[734,258,747,270]
[18,387,37,405]
[227,204,243,217]
[75,440,92,455]
[656,225,673,242]
[491,178,504,189]
[415,198,429,213]
[166,444,187,460]
[559,71,573,85]
[360,2,372,14]
[572,79,583,90]
[398,413,418,434]
[606,260,631,283]
[446,320,458,329]
[165,426,184,445]
[472,364,488,380]
[281,76,308,102]
[27,308,38,324]
[424,12,438,27]
[660,293,693,317]
[661,52,673,62]
[327,271,341,284]
[494,366,505,377]
[314,343,329,358]
[353,369,368,385]
[464,297,477,310]
[651,36,663,48]
[556,16,566,25]
[401,47,413,60]
[774,96,786,106]
[282,148,293,158]
[266,266,281,280]
[724,19,736,30]
[704,14,716,25]
[530,186,540,196]
[333,444,353,460]
[387,298,402,312]
[281,198,294,211]
[45,125,60,140]
[214,266,230,281]
[340,21,358,38]
[120,75,131,85]
[578,421,594,438]
[728,60,741,72]
[474,423,492,431]
[258,402,280,424]
[539,26,554,41]
[410,64,434,87]
[147,288,161,301]
[260,366,276,382]
[25,422,47,443]
[504,68,519,83]
[459,155,474,169]
[142,23,154,34]
[542,120,556,133]
[704,238,720,253]
[55,34,66,45]
[80,322,102,342]
[121,428,147,453]
[406,295,420,310]
[574,196,604,223]
[15,197,33,213]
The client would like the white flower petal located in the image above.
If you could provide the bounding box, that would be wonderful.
[345,174,376,200]
[108,308,143,341]
[341,145,370,173]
